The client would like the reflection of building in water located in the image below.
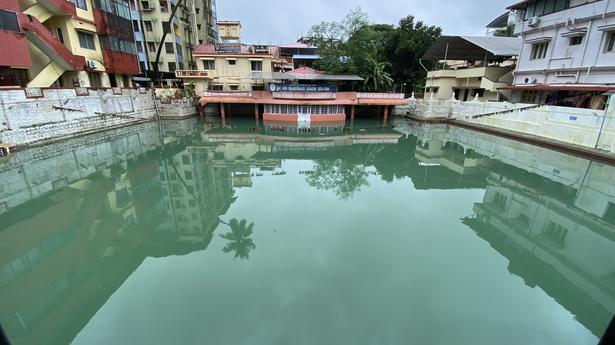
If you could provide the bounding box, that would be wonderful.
[156,147,236,255]
[463,163,615,337]
[0,148,237,345]
[405,123,615,337]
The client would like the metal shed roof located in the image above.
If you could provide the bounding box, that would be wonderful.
[422,36,522,61]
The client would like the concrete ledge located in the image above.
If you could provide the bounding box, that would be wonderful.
[451,120,615,165]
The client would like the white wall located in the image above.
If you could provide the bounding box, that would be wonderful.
[513,0,615,86]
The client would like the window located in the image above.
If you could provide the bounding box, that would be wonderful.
[122,74,129,87]
[184,171,193,180]
[530,42,549,60]
[0,10,19,33]
[78,31,96,50]
[73,0,87,10]
[159,0,168,12]
[168,62,176,71]
[147,41,156,52]
[227,59,237,65]
[144,20,153,32]
[88,72,102,88]
[136,43,143,52]
[203,60,216,71]
[56,28,64,43]
[165,42,174,53]
[541,222,568,248]
[250,60,263,71]
[133,20,140,32]
[521,90,538,103]
[139,61,146,72]
[524,0,569,20]
[229,84,239,90]
[140,0,150,9]
[195,7,199,14]
[606,32,615,53]
[569,36,583,46]
[211,84,223,91]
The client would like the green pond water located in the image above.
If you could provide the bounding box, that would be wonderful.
[0,118,614,345]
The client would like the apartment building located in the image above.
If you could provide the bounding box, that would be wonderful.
[136,0,216,82]
[0,0,139,88]
[503,0,615,108]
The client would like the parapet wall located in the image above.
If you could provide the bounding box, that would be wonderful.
[403,97,615,153]
[0,88,159,147]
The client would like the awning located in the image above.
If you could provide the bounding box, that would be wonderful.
[486,13,510,29]
[422,36,522,61]
[499,85,615,91]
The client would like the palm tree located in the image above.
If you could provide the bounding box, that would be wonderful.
[494,24,516,37]
[363,58,394,92]
[219,219,256,260]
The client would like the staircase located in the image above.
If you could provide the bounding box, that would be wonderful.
[19,0,85,87]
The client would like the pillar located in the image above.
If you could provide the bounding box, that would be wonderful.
[350,105,356,121]
[383,105,389,125]
[220,103,225,119]
[254,104,260,129]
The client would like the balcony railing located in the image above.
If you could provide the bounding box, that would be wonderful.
[175,70,209,78]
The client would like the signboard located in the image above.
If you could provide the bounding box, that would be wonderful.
[269,84,337,93]
[272,92,336,100]
[356,92,404,99]
[203,92,253,97]
[215,43,242,53]
[25,88,43,98]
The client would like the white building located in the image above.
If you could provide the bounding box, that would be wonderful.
[504,0,615,108]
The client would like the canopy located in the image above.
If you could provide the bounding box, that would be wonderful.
[422,36,522,61]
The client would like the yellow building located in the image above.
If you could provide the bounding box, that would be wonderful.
[421,36,521,101]
[179,43,278,95]
[2,0,139,88]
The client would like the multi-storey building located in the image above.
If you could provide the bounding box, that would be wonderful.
[136,0,216,83]
[0,0,139,88]
[502,0,615,108]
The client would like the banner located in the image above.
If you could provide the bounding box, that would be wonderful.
[269,84,337,93]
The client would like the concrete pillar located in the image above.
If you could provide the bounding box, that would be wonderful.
[254,104,259,119]
[383,106,389,126]
[220,103,225,120]
[350,105,355,121]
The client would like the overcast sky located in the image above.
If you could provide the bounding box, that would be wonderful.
[217,0,514,44]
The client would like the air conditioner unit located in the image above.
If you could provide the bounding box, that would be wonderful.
[524,77,537,84]
[87,60,97,69]
[528,16,541,27]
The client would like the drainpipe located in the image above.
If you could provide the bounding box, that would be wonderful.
[595,94,614,149]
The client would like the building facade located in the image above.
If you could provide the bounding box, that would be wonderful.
[504,0,615,108]
[421,36,521,101]
[0,0,139,88]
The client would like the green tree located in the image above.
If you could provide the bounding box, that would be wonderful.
[306,159,370,200]
[382,15,442,92]
[493,24,516,37]
[363,58,394,92]
[308,10,441,93]
[219,219,256,260]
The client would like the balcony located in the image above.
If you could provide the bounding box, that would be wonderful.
[175,70,211,78]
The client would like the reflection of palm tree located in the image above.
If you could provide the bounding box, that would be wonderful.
[219,219,256,260]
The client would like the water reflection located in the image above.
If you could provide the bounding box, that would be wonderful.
[0,118,613,344]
